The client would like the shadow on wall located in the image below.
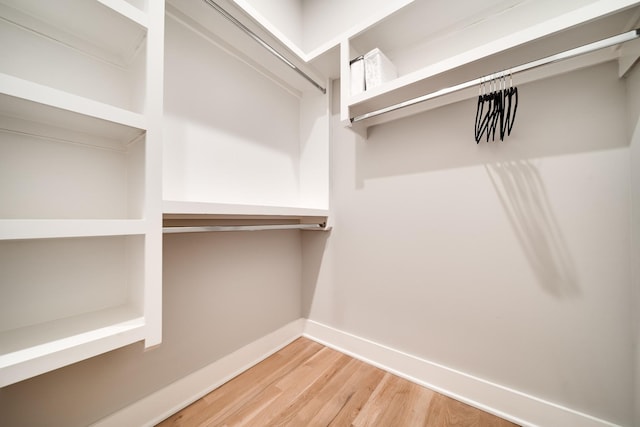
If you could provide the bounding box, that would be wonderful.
[485,161,579,298]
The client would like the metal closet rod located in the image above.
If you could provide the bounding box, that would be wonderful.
[352,28,640,123]
[203,0,326,94]
[163,223,325,234]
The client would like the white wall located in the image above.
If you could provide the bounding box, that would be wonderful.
[626,60,640,427]
[0,231,303,427]
[303,61,635,425]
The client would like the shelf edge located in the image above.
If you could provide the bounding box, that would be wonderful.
[0,219,148,240]
[162,200,329,218]
[0,73,146,130]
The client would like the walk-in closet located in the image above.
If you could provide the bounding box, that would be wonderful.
[1,0,639,426]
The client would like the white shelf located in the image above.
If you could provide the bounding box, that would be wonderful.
[163,200,329,220]
[343,0,640,123]
[0,220,147,241]
[0,0,163,387]
[0,74,146,137]
[0,306,145,387]
[0,0,148,112]
[0,235,148,386]
[0,0,147,66]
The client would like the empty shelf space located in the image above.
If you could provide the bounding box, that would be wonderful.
[0,75,146,137]
[0,0,147,64]
[0,0,148,113]
[0,129,146,220]
[0,305,145,387]
[0,234,147,387]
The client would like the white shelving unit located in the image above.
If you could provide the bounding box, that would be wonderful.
[0,0,164,387]
[3,0,635,391]
[163,0,330,226]
[340,0,640,128]
[222,0,640,131]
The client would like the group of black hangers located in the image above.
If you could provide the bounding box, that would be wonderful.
[474,73,518,143]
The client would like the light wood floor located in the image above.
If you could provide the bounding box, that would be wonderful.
[157,337,518,426]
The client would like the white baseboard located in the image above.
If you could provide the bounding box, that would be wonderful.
[92,318,621,427]
[91,318,306,427]
[303,320,621,427]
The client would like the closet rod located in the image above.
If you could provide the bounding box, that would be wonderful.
[163,223,325,234]
[352,28,640,123]
[203,0,327,94]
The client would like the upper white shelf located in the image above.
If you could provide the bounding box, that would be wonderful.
[343,0,640,123]
[0,0,147,66]
[0,73,146,149]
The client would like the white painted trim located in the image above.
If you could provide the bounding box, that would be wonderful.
[302,320,622,427]
[90,318,306,427]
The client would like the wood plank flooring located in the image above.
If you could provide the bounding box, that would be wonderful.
[157,337,518,427]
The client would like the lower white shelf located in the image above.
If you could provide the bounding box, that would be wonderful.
[0,305,145,387]
[0,219,147,241]
[0,234,149,387]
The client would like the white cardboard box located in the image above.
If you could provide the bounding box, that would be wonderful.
[364,48,397,90]
[350,48,397,95]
